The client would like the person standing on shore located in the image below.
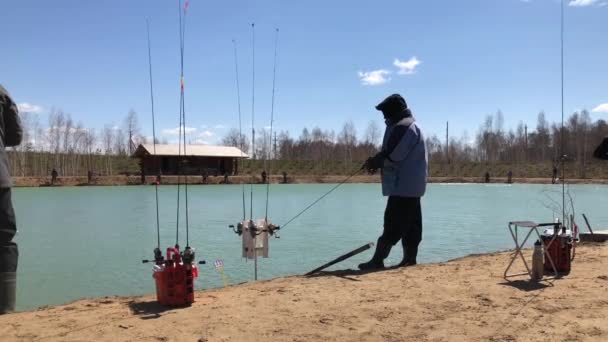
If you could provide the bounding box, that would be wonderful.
[359,94,428,270]
[0,85,23,314]
[51,168,58,185]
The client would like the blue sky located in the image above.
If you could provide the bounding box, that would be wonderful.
[2,0,607,145]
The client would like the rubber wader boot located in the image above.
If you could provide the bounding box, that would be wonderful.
[397,240,417,267]
[358,239,392,270]
[0,272,16,314]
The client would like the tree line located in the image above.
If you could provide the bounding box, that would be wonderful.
[8,107,608,178]
[8,109,144,177]
[223,110,608,177]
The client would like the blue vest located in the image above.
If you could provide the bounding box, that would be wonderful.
[381,117,428,198]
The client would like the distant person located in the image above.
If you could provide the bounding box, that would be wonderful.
[51,168,58,185]
[507,170,513,184]
[359,94,428,270]
[484,171,490,183]
[552,165,558,184]
[202,170,208,184]
[282,171,288,184]
[0,85,23,314]
[222,172,230,184]
[261,170,267,184]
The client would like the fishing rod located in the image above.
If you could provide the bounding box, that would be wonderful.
[560,0,566,226]
[264,28,279,222]
[141,1,203,308]
[145,18,163,264]
[250,22,256,221]
[232,39,247,221]
[179,0,192,248]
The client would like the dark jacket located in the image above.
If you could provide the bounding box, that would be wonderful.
[0,85,23,187]
[379,115,427,197]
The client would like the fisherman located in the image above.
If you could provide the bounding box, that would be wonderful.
[261,170,267,184]
[51,168,58,185]
[88,170,94,185]
[202,169,208,184]
[0,85,22,314]
[359,94,427,270]
[552,164,558,184]
[507,170,513,184]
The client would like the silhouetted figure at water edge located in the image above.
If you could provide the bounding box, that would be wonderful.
[552,165,558,184]
[507,170,513,184]
[88,170,95,185]
[51,168,58,185]
[261,170,267,184]
[484,171,490,183]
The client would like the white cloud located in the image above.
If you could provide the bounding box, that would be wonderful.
[199,130,214,137]
[569,0,599,6]
[17,102,44,114]
[592,103,608,113]
[162,125,197,136]
[393,57,421,75]
[358,69,391,86]
[191,138,209,145]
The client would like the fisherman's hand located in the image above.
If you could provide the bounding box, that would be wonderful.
[364,155,384,174]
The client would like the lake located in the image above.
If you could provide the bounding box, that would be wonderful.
[12,183,608,311]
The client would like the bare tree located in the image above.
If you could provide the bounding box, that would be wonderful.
[124,109,140,154]
[221,128,250,154]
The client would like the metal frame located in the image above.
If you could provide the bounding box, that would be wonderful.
[504,221,559,280]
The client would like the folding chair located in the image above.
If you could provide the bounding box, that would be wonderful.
[504,221,559,279]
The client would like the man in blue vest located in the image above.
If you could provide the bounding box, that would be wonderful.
[359,94,427,270]
[0,85,22,313]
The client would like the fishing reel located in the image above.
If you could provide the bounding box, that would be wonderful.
[229,221,281,238]
[142,245,206,266]
[141,247,165,266]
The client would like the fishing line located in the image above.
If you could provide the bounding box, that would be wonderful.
[280,167,364,230]
[264,28,279,222]
[232,39,247,221]
[146,18,161,250]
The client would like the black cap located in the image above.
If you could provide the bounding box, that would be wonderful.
[375,94,408,115]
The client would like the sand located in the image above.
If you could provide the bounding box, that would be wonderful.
[1,243,607,342]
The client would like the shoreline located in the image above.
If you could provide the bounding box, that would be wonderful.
[1,243,606,341]
[12,175,608,187]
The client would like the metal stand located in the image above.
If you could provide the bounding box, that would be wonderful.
[504,221,559,280]
[230,219,280,281]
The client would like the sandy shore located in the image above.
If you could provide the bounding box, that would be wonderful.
[12,175,608,187]
[1,243,606,341]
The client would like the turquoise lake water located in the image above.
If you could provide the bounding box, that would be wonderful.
[11,183,608,311]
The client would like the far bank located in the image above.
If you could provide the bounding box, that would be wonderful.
[12,174,608,187]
